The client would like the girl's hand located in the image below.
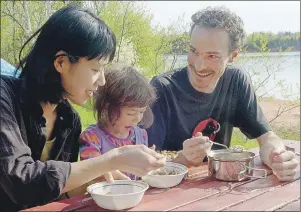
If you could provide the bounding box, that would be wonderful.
[103,170,131,183]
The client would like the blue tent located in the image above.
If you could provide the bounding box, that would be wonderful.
[1,58,21,77]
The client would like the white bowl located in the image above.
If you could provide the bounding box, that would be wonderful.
[86,180,149,210]
[141,162,188,188]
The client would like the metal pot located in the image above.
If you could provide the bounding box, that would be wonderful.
[207,149,267,182]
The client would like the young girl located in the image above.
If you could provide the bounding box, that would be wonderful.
[79,66,156,179]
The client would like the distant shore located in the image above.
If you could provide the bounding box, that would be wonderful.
[238,51,300,57]
[259,98,300,128]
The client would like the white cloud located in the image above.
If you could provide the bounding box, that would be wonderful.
[143,1,300,33]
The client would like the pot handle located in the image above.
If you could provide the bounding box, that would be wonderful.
[234,162,267,181]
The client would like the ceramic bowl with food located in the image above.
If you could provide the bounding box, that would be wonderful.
[86,180,149,210]
[141,162,188,188]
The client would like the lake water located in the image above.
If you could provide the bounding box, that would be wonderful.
[164,52,300,101]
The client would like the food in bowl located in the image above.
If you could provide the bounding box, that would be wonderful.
[157,150,178,161]
[142,162,188,188]
[149,145,178,161]
[151,167,180,175]
[87,180,149,210]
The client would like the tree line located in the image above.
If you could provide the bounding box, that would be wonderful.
[245,31,300,52]
[1,1,299,126]
[1,1,300,76]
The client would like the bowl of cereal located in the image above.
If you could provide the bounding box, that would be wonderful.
[86,180,149,210]
[141,162,188,188]
[157,150,179,161]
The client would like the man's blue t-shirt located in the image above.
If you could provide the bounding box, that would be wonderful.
[146,66,272,151]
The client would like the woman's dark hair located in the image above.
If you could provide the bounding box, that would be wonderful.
[93,66,156,129]
[18,5,116,104]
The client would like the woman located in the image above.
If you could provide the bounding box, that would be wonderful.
[0,5,165,211]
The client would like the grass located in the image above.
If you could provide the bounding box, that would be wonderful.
[271,124,300,141]
[73,104,300,150]
[231,124,300,150]
[73,102,96,130]
[230,128,259,150]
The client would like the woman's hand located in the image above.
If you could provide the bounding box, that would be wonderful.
[63,145,165,193]
[110,144,166,177]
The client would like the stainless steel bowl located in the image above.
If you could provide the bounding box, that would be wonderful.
[207,149,267,181]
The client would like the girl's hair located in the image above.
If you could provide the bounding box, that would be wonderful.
[17,5,116,104]
[93,66,156,129]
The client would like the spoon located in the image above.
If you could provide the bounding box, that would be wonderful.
[196,127,244,152]
[209,140,244,153]
[209,141,229,150]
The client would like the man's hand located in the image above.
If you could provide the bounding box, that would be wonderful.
[258,131,299,181]
[267,146,299,181]
[182,132,212,166]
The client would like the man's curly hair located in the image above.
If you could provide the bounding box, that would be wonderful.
[190,6,246,52]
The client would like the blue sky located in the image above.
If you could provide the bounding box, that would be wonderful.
[143,1,300,34]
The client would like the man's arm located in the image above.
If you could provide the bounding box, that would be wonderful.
[172,151,192,167]
[256,131,285,168]
[232,70,298,181]
[256,131,299,181]
[234,69,272,139]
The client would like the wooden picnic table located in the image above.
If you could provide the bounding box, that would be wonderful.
[23,140,300,211]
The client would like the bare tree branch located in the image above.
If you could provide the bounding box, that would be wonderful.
[154,32,168,74]
[45,0,52,19]
[116,2,131,63]
[254,71,272,92]
[1,11,26,32]
[22,0,34,44]
[12,16,18,64]
[268,104,300,123]
[257,82,287,99]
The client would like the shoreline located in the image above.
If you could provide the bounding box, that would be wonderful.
[258,98,300,128]
[164,51,300,58]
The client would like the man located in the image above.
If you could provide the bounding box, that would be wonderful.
[147,6,299,181]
